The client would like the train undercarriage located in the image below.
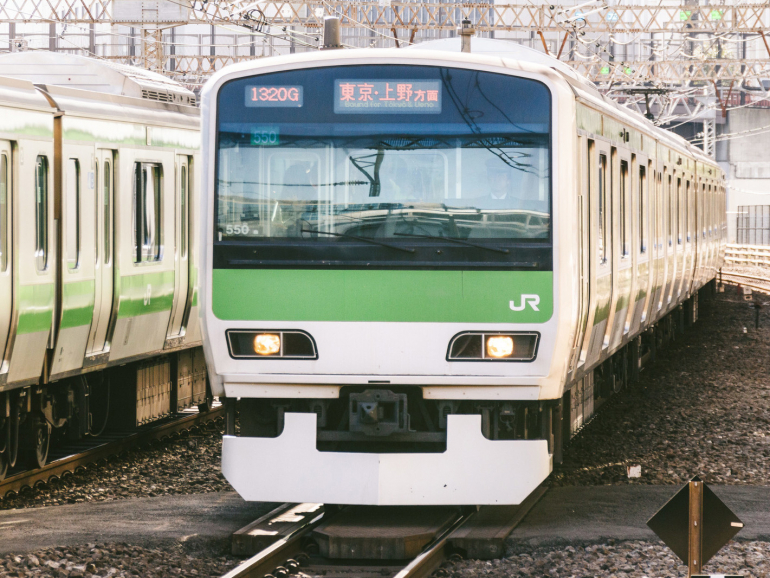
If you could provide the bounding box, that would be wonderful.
[0,346,211,480]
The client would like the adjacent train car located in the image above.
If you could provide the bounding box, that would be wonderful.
[200,38,726,505]
[0,53,207,478]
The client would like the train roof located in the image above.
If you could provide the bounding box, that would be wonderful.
[0,52,196,107]
[0,74,57,114]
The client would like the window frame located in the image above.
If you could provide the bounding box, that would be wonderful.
[35,155,49,272]
[133,161,163,264]
[620,158,629,258]
[639,165,647,254]
[65,158,81,271]
[0,153,8,273]
[598,152,608,265]
[104,159,112,265]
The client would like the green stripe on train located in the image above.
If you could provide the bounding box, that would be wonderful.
[60,279,96,329]
[117,270,175,318]
[212,269,553,323]
[17,283,54,335]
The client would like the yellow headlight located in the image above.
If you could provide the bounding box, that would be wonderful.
[486,335,514,358]
[254,333,281,356]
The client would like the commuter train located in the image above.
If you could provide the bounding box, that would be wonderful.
[0,53,206,480]
[201,38,726,505]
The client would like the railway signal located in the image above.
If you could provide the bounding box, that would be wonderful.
[647,476,744,577]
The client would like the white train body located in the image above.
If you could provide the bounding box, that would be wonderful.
[200,39,726,505]
[0,53,207,477]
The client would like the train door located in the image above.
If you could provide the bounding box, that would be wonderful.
[569,134,591,374]
[583,139,612,367]
[607,147,630,351]
[628,154,650,335]
[166,155,190,339]
[0,142,12,364]
[86,149,114,356]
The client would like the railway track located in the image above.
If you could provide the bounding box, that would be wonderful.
[222,505,473,578]
[721,271,770,295]
[0,405,225,499]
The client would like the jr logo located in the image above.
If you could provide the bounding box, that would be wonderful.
[510,294,540,312]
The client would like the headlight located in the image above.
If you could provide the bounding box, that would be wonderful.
[254,333,280,356]
[486,335,514,358]
[447,332,539,362]
[227,330,317,359]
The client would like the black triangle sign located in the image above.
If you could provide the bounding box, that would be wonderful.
[647,476,744,567]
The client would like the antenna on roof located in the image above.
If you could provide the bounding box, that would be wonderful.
[322,17,342,50]
[459,19,475,53]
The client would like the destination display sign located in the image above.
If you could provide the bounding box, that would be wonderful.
[334,80,442,114]
[245,85,303,107]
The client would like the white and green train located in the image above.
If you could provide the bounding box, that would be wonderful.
[201,38,726,505]
[0,53,207,479]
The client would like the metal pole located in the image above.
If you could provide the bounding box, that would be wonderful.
[49,23,57,52]
[8,23,15,52]
[688,480,703,577]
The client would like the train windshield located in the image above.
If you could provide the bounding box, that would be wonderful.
[215,65,552,269]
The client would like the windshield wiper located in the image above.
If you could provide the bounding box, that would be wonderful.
[301,228,415,254]
[393,232,510,255]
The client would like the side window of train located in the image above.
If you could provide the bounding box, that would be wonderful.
[66,159,81,270]
[181,165,187,258]
[684,180,692,243]
[35,156,49,271]
[639,166,646,253]
[620,159,629,257]
[598,152,608,264]
[104,161,111,264]
[0,153,7,272]
[676,178,682,245]
[133,162,162,263]
[666,175,674,247]
[700,183,705,239]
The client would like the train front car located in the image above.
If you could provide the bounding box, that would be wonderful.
[201,47,577,505]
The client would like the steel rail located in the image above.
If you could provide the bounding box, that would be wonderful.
[221,507,473,578]
[0,406,225,499]
[393,511,472,578]
[722,272,770,294]
[220,506,326,578]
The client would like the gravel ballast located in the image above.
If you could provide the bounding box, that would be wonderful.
[0,541,239,578]
[0,422,231,510]
[553,285,770,487]
[451,540,767,578]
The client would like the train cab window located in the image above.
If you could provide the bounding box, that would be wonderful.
[133,162,162,263]
[598,153,608,263]
[35,156,48,271]
[181,165,187,258]
[66,159,81,270]
[104,161,112,264]
[639,166,647,253]
[215,66,552,269]
[0,154,7,272]
[620,160,629,257]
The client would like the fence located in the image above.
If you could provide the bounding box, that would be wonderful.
[725,244,770,266]
[736,205,770,245]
